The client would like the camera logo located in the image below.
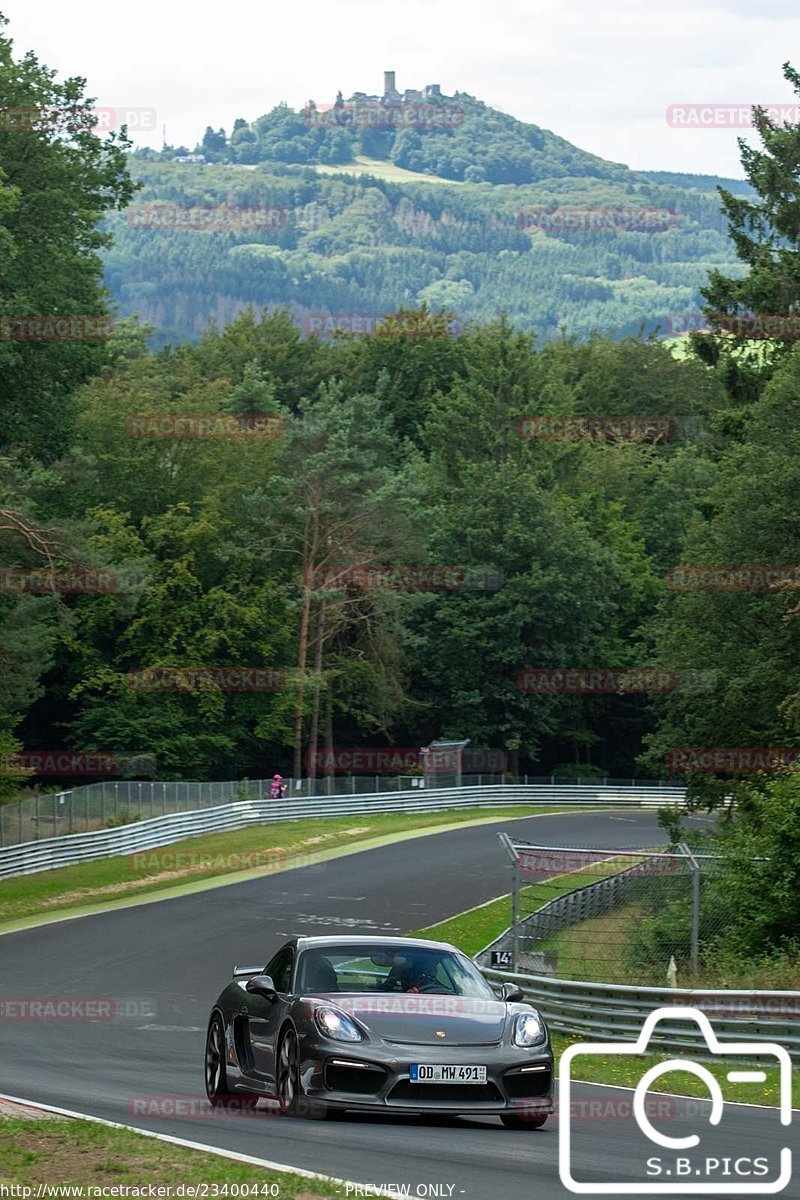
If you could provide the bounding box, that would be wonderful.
[559,1007,792,1194]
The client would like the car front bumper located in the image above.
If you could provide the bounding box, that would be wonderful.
[298,1036,554,1116]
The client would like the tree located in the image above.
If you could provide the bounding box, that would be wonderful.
[0,13,136,461]
[704,63,800,329]
[201,126,227,156]
[246,380,417,779]
[408,321,631,771]
[642,343,800,786]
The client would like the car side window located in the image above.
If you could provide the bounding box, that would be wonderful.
[265,947,294,994]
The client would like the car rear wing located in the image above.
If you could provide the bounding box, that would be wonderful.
[232,964,264,979]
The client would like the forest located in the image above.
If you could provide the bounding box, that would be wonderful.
[0,17,798,806]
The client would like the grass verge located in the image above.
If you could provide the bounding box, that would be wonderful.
[415,898,800,1109]
[0,804,595,928]
[414,855,635,957]
[0,1114,339,1195]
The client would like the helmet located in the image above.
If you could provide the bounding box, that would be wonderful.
[273,773,282,780]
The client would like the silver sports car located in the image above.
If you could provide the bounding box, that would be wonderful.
[204,934,553,1128]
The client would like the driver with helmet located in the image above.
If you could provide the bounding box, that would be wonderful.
[386,953,439,993]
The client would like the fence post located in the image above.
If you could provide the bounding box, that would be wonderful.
[34,792,39,840]
[511,858,520,972]
[679,842,701,977]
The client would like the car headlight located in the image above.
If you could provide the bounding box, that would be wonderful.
[513,1010,547,1047]
[314,1006,364,1042]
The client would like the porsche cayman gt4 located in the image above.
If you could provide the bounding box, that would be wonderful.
[204,935,553,1128]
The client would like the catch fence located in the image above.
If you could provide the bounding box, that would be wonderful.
[0,774,680,848]
[488,836,727,987]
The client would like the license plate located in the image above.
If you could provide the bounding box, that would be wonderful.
[410,1064,487,1083]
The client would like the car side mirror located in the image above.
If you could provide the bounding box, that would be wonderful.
[500,982,524,1002]
[245,974,278,999]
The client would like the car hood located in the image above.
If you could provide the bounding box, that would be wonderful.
[306,993,509,1045]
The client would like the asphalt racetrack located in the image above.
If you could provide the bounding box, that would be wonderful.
[0,810,795,1199]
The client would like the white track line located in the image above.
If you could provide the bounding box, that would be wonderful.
[0,1091,356,1186]
[562,1077,800,1113]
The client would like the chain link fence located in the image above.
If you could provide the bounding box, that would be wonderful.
[0,774,677,848]
[494,836,727,989]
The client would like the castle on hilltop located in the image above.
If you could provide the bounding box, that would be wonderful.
[305,73,446,114]
[347,71,443,105]
[303,73,459,129]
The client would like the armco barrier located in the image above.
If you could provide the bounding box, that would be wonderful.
[480,966,800,1061]
[0,783,685,879]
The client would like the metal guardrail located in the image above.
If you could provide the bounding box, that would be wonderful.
[481,966,800,1061]
[0,783,685,879]
[0,774,678,848]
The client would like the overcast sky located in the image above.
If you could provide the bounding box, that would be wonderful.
[4,0,798,177]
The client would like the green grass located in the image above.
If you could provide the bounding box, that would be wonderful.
[312,155,464,185]
[415,855,637,955]
[0,804,596,927]
[538,901,649,984]
[0,1115,340,1194]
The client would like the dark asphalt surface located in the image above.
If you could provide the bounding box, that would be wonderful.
[0,810,795,1199]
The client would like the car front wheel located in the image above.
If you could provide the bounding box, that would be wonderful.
[277,1027,329,1120]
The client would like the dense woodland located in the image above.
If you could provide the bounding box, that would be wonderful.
[104,86,762,347]
[108,156,748,348]
[0,18,799,816]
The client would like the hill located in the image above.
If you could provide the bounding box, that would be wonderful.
[164,80,634,186]
[107,81,749,347]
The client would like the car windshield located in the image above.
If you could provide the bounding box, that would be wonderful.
[296,943,495,997]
